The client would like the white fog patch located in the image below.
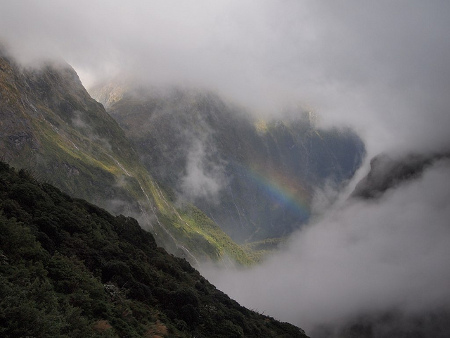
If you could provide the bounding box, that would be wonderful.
[71,111,89,129]
[310,155,372,221]
[180,138,228,203]
[71,111,112,152]
[309,179,341,217]
[201,159,450,332]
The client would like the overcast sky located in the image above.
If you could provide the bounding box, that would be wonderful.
[2,1,450,335]
[2,1,450,158]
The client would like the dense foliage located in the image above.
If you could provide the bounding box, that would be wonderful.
[0,162,307,337]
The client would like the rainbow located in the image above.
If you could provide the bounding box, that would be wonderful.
[238,162,311,220]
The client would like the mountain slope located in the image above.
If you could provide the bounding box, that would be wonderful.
[0,161,308,337]
[93,85,365,242]
[0,48,253,264]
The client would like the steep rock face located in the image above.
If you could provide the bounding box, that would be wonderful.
[0,50,254,264]
[0,48,137,210]
[94,85,365,242]
[0,53,39,161]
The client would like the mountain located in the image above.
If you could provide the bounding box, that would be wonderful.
[0,48,254,265]
[0,161,308,337]
[352,152,450,199]
[92,84,365,242]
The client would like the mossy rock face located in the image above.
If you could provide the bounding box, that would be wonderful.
[0,162,308,337]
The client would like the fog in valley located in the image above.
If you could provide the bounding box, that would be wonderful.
[2,1,450,335]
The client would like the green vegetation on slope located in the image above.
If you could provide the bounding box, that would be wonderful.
[0,162,307,337]
[179,205,257,264]
[242,237,288,262]
[0,51,256,265]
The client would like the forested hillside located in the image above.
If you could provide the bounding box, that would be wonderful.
[0,161,307,337]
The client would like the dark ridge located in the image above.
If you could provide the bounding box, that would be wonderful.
[0,161,307,337]
[351,152,450,199]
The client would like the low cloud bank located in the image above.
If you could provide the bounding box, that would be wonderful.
[201,158,450,334]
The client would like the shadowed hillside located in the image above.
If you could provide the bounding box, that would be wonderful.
[0,161,308,337]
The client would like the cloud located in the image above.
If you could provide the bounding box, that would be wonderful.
[71,111,112,152]
[2,1,450,159]
[180,138,228,203]
[201,159,450,333]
